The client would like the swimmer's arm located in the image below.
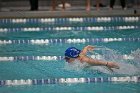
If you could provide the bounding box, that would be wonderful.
[81,57,107,66]
[81,56,119,69]
[80,45,95,55]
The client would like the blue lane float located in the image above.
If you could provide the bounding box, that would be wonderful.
[0,54,135,62]
[0,17,139,24]
[0,76,140,86]
[0,38,140,45]
[0,26,139,32]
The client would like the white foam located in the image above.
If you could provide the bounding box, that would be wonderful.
[112,62,139,75]
[64,59,88,72]
[88,66,113,74]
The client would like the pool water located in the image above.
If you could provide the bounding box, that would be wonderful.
[0,17,140,93]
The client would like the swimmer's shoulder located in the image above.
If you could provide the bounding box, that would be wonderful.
[78,54,88,62]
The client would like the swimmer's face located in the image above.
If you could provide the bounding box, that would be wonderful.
[64,57,75,63]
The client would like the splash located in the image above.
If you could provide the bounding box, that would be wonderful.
[90,47,140,75]
[64,47,140,75]
[130,48,140,65]
[64,59,89,73]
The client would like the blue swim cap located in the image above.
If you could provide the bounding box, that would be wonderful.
[65,47,81,58]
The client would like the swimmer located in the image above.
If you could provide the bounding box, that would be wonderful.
[64,45,120,70]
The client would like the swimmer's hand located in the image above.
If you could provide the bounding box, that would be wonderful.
[106,62,120,69]
[86,45,95,51]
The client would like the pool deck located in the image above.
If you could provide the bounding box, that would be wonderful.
[0,7,140,18]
